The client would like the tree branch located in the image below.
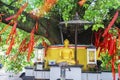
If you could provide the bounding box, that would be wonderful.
[0,0,61,44]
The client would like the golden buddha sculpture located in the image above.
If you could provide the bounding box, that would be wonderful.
[57,39,75,65]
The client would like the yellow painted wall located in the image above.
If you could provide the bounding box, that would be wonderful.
[45,45,99,71]
[77,48,87,70]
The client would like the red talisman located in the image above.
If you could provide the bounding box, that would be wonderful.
[112,58,116,80]
[102,11,119,37]
[18,37,29,53]
[42,39,48,56]
[6,22,17,55]
[5,2,28,55]
[94,30,102,49]
[118,64,120,79]
[27,28,35,61]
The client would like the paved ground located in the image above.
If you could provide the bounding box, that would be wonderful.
[0,68,22,80]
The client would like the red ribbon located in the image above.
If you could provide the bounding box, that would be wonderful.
[112,58,116,80]
[118,64,120,79]
[27,28,35,61]
[102,11,119,37]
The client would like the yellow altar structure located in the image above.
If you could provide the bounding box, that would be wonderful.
[45,44,99,71]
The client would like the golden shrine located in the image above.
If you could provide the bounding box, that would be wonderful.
[44,42,99,70]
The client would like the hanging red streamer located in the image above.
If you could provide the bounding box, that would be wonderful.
[4,2,28,56]
[27,28,35,61]
[6,22,17,44]
[42,39,48,56]
[97,31,117,57]
[35,20,39,32]
[6,22,17,55]
[5,2,28,21]
[6,37,15,55]
[118,63,120,79]
[19,37,29,53]
[102,11,119,37]
[108,37,116,56]
[112,58,116,80]
[94,30,102,49]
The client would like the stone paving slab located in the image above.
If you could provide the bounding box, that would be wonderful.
[0,68,22,80]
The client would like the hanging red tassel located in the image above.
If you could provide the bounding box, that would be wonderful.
[112,58,116,80]
[5,2,28,22]
[5,2,28,56]
[14,2,28,21]
[97,31,117,57]
[108,37,116,56]
[118,64,120,80]
[94,30,102,49]
[6,37,15,55]
[35,20,39,32]
[98,33,110,55]
[27,28,35,61]
[6,22,17,55]
[42,39,48,56]
[102,11,119,37]
[19,37,29,53]
[6,22,17,44]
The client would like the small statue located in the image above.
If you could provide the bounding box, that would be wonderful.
[57,39,75,65]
